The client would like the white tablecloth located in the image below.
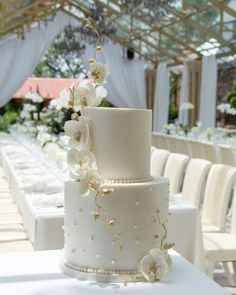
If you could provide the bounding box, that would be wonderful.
[0,133,204,269]
[0,250,228,295]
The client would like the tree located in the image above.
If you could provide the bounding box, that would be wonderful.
[34,25,86,78]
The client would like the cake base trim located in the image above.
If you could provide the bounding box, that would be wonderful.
[104,176,153,184]
[60,259,143,283]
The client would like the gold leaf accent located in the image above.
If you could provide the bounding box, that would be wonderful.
[163,242,175,250]
[93,211,100,220]
[107,218,115,227]
[100,188,113,196]
[71,113,79,120]
[153,234,159,239]
[88,58,95,64]
[96,46,102,52]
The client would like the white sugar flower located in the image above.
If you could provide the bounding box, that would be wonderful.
[68,82,98,111]
[88,62,110,85]
[25,91,43,103]
[50,89,70,110]
[67,149,96,172]
[226,107,236,116]
[96,85,107,102]
[64,117,90,150]
[71,168,102,196]
[139,248,169,282]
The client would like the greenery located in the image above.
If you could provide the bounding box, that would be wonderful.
[226,83,236,109]
[0,111,18,131]
[34,25,86,78]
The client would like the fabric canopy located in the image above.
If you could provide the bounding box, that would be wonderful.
[82,43,147,109]
[153,62,170,132]
[0,12,70,107]
[178,61,189,125]
[199,55,217,129]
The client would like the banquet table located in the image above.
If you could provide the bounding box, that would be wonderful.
[0,133,203,269]
[0,250,229,295]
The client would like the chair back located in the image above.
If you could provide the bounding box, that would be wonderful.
[151,147,170,177]
[218,144,236,166]
[182,159,211,208]
[163,153,189,195]
[202,164,236,231]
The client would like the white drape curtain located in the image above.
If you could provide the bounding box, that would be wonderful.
[0,12,70,107]
[199,55,217,129]
[178,61,189,125]
[153,62,169,132]
[82,43,146,109]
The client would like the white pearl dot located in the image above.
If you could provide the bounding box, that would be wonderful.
[134,224,138,229]
[61,225,65,230]
[136,201,140,206]
[112,259,116,265]
[96,254,100,258]
[149,187,153,191]
[112,241,116,245]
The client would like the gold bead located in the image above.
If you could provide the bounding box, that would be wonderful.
[93,211,100,220]
[88,58,95,64]
[107,218,115,226]
[96,46,102,52]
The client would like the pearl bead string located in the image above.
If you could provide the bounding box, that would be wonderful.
[63,260,140,276]
[104,176,153,184]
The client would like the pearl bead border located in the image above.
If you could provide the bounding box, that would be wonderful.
[62,260,140,276]
[104,176,153,184]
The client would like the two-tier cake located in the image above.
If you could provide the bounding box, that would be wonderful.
[61,106,171,283]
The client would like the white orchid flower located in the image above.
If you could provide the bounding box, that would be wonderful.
[64,117,90,150]
[139,248,169,282]
[88,62,110,85]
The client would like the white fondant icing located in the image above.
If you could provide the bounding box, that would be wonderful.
[63,177,169,273]
[84,107,152,180]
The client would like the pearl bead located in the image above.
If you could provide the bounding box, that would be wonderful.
[134,224,138,229]
[111,259,116,265]
[136,201,140,206]
[96,254,100,258]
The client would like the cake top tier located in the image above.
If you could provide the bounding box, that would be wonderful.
[84,107,152,180]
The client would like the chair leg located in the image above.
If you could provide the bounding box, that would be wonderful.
[232,261,236,283]
[222,262,236,286]
[205,259,215,278]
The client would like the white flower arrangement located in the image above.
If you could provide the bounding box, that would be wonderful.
[88,61,110,85]
[179,102,194,111]
[216,103,231,114]
[139,248,169,282]
[25,91,43,103]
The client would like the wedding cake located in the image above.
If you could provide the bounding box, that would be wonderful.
[60,19,171,283]
[61,106,171,282]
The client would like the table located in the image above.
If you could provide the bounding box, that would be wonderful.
[0,250,229,295]
[0,133,204,269]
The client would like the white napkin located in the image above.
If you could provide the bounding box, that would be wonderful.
[31,192,64,207]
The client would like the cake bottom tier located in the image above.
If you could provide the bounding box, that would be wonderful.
[62,177,170,282]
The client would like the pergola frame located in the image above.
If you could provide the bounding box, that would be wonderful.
[0,0,235,65]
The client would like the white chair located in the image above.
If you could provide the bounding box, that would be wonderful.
[218,144,236,166]
[151,147,170,177]
[177,159,211,208]
[202,142,219,163]
[152,133,168,150]
[0,212,23,225]
[0,203,18,213]
[204,190,236,285]
[188,139,204,159]
[202,164,236,233]
[163,153,189,195]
